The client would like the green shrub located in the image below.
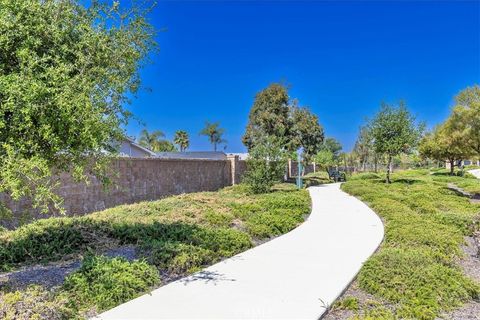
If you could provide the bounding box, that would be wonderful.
[230,202,263,220]
[0,218,89,270]
[62,255,160,312]
[105,221,202,245]
[350,172,382,180]
[147,241,219,274]
[246,211,301,238]
[138,226,252,275]
[0,286,73,320]
[342,170,480,319]
[243,136,287,194]
[193,227,253,254]
[333,296,360,311]
[359,248,479,319]
[203,210,234,227]
[258,191,310,212]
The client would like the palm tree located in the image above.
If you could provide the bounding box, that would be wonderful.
[200,122,227,151]
[174,130,190,152]
[138,129,165,152]
[154,140,177,152]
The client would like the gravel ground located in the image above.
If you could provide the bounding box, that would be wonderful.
[437,235,480,320]
[0,260,81,291]
[457,236,480,283]
[322,281,395,320]
[0,246,138,292]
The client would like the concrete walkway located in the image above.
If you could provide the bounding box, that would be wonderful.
[468,169,480,179]
[96,184,384,320]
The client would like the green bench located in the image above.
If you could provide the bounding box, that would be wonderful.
[327,168,347,182]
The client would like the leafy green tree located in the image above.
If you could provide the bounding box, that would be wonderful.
[200,122,226,151]
[138,130,165,151]
[418,86,479,174]
[419,121,471,175]
[244,136,287,194]
[451,85,480,157]
[173,130,190,152]
[242,83,292,150]
[0,0,156,213]
[290,106,324,164]
[369,102,423,183]
[353,125,374,171]
[314,150,335,170]
[320,137,343,161]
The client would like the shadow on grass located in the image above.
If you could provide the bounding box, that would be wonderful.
[391,178,426,185]
[0,218,252,273]
[430,171,464,177]
[368,178,425,185]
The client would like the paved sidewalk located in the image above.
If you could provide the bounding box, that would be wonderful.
[468,169,480,179]
[96,184,384,320]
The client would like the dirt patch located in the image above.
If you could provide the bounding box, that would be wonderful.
[457,236,480,283]
[322,281,394,319]
[437,301,480,320]
[0,260,80,291]
[438,235,480,320]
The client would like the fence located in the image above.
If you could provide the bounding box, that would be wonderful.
[0,155,246,229]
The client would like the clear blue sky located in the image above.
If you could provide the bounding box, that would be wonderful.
[125,0,480,152]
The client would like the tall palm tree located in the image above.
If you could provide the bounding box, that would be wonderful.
[174,130,190,152]
[200,122,227,151]
[138,129,165,152]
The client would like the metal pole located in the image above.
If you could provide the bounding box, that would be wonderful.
[297,150,303,189]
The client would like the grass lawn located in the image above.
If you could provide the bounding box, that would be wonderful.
[332,169,480,319]
[0,183,310,319]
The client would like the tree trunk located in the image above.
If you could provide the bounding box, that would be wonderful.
[374,154,378,173]
[450,159,455,175]
[386,155,392,184]
[214,142,217,152]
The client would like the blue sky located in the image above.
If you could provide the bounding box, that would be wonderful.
[125,0,480,152]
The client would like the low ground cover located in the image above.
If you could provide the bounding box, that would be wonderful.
[0,183,310,319]
[330,170,480,319]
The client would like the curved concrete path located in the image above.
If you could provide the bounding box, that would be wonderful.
[96,183,384,320]
[468,169,480,179]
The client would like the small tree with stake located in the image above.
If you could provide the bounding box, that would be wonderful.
[244,135,287,194]
[369,102,423,183]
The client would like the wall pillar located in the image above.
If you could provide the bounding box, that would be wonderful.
[288,159,292,179]
[227,155,240,185]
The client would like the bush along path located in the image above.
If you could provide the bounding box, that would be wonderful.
[96,183,384,320]
[325,170,480,320]
[0,184,310,319]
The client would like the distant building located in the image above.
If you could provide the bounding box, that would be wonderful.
[446,159,480,169]
[157,151,228,160]
[117,137,157,158]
